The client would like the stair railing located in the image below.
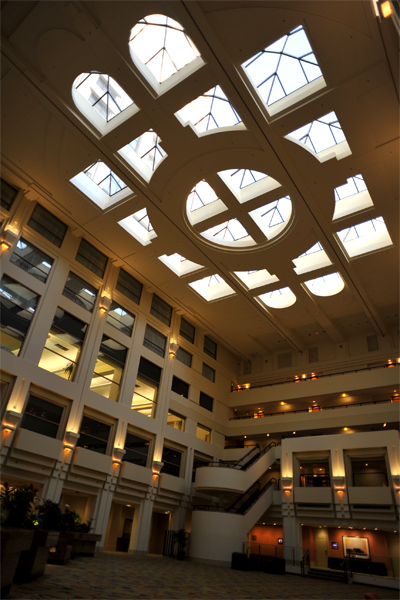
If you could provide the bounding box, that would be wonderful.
[230,478,277,515]
[301,548,310,576]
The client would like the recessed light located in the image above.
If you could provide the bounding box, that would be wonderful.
[383,423,387,427]
[293,431,296,434]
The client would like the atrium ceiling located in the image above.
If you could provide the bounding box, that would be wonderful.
[1,0,399,361]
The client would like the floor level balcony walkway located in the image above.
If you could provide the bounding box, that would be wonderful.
[7,553,399,599]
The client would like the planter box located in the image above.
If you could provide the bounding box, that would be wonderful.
[1,528,35,597]
[14,529,59,583]
[72,533,102,557]
[47,531,77,565]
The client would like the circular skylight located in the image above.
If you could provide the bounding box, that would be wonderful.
[186,169,291,249]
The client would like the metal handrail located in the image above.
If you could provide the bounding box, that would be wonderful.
[194,478,277,514]
[232,362,399,393]
[196,441,280,471]
[230,397,394,421]
[301,548,310,576]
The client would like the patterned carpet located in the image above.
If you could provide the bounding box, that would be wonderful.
[7,553,399,600]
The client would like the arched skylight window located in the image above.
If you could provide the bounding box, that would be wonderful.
[285,112,352,162]
[189,274,235,302]
[234,269,279,290]
[158,253,204,277]
[337,217,393,257]
[201,219,256,247]
[129,15,204,93]
[118,130,166,183]
[218,168,281,204]
[304,272,344,297]
[70,161,132,210]
[72,73,138,135]
[186,181,228,225]
[118,208,157,246]
[292,242,332,275]
[257,286,296,309]
[175,86,243,135]
[242,26,326,116]
[249,196,292,239]
[333,174,373,220]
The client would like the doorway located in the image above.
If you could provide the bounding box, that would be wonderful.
[148,511,170,555]
[314,528,329,568]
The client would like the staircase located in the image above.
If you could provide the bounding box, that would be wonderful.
[307,567,347,583]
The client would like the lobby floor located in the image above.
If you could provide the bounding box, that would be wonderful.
[7,553,399,600]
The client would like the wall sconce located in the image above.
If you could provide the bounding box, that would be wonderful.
[2,423,15,434]
[0,228,18,250]
[99,296,112,313]
[378,0,394,18]
[64,431,80,451]
[310,375,318,380]
[152,460,164,474]
[392,475,400,489]
[387,361,395,368]
[332,476,346,491]
[281,477,293,490]
[113,447,126,463]
[169,343,179,357]
[293,377,300,383]
[3,409,22,430]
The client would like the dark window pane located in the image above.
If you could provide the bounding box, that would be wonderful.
[1,179,18,211]
[171,376,189,398]
[161,446,182,477]
[138,357,161,384]
[116,269,142,305]
[150,294,172,326]
[20,395,63,439]
[28,204,67,248]
[199,392,213,412]
[192,455,210,482]
[106,302,134,336]
[99,335,127,365]
[75,238,108,278]
[179,318,195,344]
[204,336,217,360]
[0,275,39,356]
[176,347,192,367]
[77,416,111,454]
[202,363,215,382]
[143,324,166,357]
[62,272,97,312]
[10,238,53,282]
[124,432,150,466]
[90,335,127,400]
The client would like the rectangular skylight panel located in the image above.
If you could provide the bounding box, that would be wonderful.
[335,175,367,200]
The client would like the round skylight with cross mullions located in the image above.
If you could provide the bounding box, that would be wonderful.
[186,169,292,248]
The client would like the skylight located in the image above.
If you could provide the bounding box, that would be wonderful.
[129,14,203,92]
[234,269,279,290]
[249,196,292,239]
[158,253,204,277]
[201,219,256,247]
[72,72,138,135]
[118,130,167,182]
[73,73,134,122]
[242,26,326,116]
[304,272,344,297]
[70,161,133,210]
[118,208,157,246]
[186,180,228,225]
[293,242,332,275]
[257,286,296,309]
[189,274,235,302]
[175,86,243,134]
[285,112,352,162]
[337,217,393,257]
[217,168,282,204]
[84,161,127,196]
[333,174,373,220]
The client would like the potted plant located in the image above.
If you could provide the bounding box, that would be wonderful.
[0,483,37,596]
[174,528,188,560]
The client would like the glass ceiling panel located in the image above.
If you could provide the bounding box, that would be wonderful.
[299,242,323,256]
[338,217,386,243]
[287,111,346,154]
[242,26,324,110]
[258,286,296,309]
[133,208,153,232]
[334,174,368,201]
[304,272,344,297]
[127,130,166,172]
[175,85,242,133]
[249,196,292,239]
[187,180,219,212]
[202,219,250,242]
[129,14,200,84]
[73,72,134,122]
[337,217,393,257]
[220,168,268,190]
[84,161,127,196]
